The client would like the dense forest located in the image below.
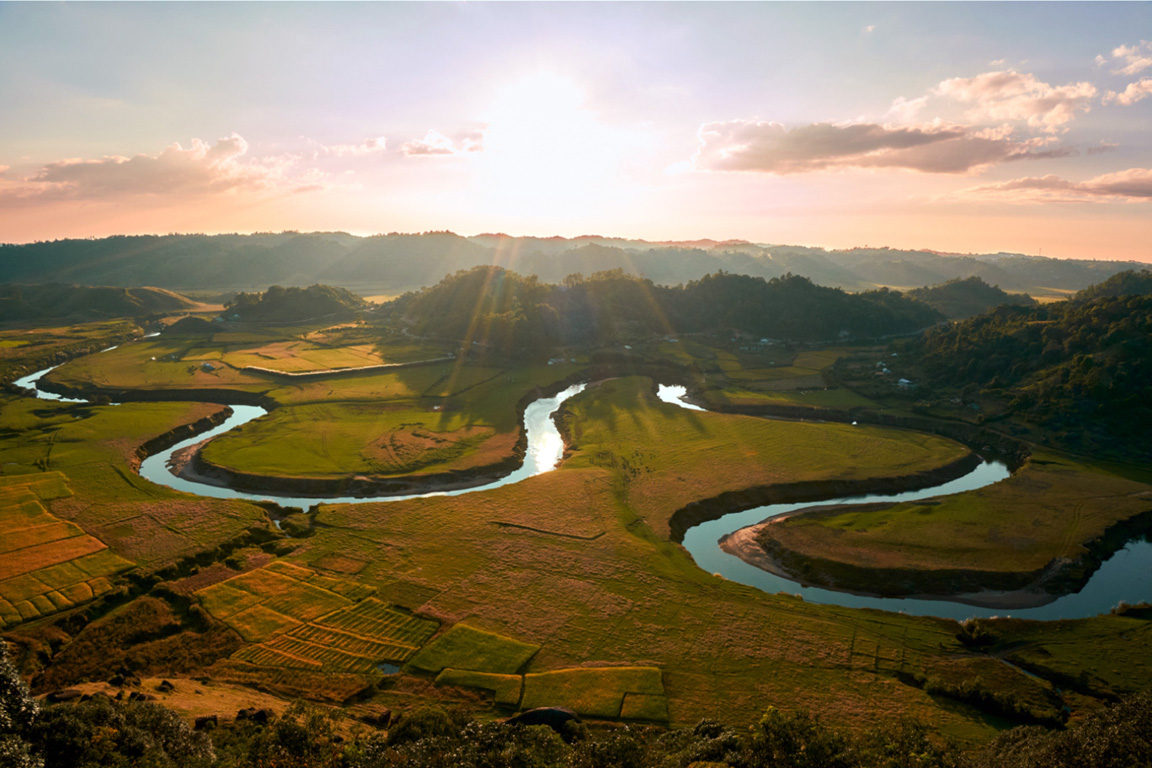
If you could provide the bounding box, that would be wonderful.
[0,232,1139,294]
[903,289,1152,457]
[388,267,943,355]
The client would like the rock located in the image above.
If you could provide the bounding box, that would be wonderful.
[109,675,125,687]
[194,715,218,731]
[504,707,581,738]
[236,707,271,724]
[157,680,175,693]
[46,689,83,703]
[358,709,392,729]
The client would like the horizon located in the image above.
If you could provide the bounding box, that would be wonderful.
[1,2,1150,262]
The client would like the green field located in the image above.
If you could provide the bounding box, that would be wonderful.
[3,323,1151,746]
[0,473,133,627]
[757,453,1152,576]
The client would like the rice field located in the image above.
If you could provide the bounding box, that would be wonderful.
[0,472,133,627]
[520,666,667,719]
[199,563,437,674]
[408,623,540,675]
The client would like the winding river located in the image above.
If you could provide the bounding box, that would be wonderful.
[14,347,1152,620]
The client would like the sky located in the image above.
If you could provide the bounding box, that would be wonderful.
[0,2,1150,261]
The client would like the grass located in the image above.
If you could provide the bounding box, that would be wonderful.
[434,668,524,706]
[563,376,971,539]
[199,360,582,479]
[520,667,666,718]
[408,623,540,675]
[758,452,1152,575]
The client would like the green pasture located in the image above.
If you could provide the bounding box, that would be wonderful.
[761,452,1152,574]
[409,623,540,675]
[520,667,666,719]
[434,668,524,706]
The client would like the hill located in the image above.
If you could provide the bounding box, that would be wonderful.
[393,267,942,356]
[224,284,371,323]
[0,283,196,324]
[903,293,1152,457]
[905,276,1037,319]
[1073,268,1152,302]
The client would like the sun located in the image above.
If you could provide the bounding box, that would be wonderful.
[471,71,642,224]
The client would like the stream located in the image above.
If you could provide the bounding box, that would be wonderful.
[13,349,1151,620]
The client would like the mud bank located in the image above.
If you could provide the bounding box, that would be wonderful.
[722,503,1152,609]
[668,452,982,544]
[132,406,234,472]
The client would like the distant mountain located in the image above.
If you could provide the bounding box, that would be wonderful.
[0,283,197,323]
[906,276,1036,320]
[0,232,1142,295]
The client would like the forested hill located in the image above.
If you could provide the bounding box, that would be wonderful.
[224,284,370,322]
[0,232,1140,294]
[905,276,1036,319]
[390,267,942,352]
[0,283,196,323]
[1073,268,1152,301]
[904,293,1152,457]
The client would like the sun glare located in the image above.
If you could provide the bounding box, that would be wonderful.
[473,71,640,222]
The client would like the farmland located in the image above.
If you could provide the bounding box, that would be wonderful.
[2,312,1151,751]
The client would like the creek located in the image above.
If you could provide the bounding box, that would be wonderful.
[658,384,1152,621]
[13,350,1150,619]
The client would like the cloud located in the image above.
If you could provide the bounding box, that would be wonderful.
[402,129,484,157]
[1109,41,1152,76]
[1104,78,1152,106]
[319,136,387,157]
[863,25,875,34]
[1,135,305,202]
[935,70,1096,132]
[693,120,1070,175]
[959,167,1152,203]
[1087,142,1119,156]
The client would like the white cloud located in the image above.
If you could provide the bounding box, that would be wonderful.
[321,136,388,157]
[935,70,1096,132]
[1104,78,1152,106]
[2,134,307,202]
[693,120,1071,175]
[959,167,1152,203]
[1110,41,1152,76]
[402,129,484,157]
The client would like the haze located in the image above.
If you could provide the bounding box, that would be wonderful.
[0,2,1149,261]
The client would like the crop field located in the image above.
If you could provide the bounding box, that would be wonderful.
[0,472,132,627]
[0,320,141,384]
[409,623,541,675]
[201,562,437,674]
[758,452,1152,575]
[521,667,667,719]
[0,395,270,567]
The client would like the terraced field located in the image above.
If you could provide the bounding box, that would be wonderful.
[200,561,437,675]
[0,473,133,627]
